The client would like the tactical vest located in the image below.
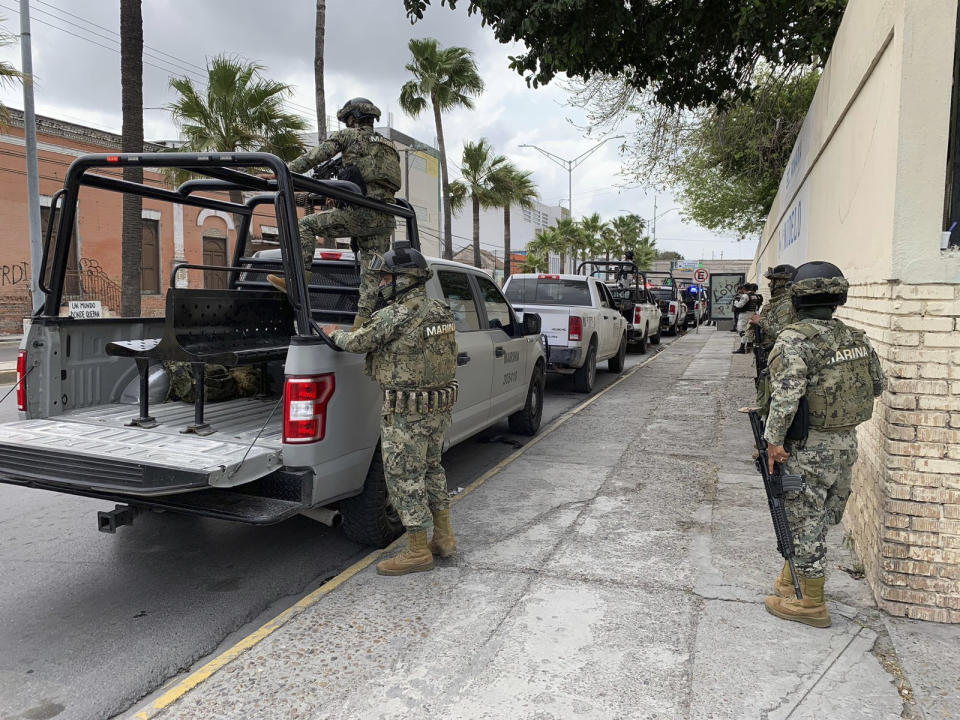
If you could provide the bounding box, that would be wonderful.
[339,129,402,199]
[744,293,763,313]
[786,320,875,430]
[370,295,457,390]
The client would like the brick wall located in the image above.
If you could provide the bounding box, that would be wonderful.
[840,282,960,622]
[0,293,30,335]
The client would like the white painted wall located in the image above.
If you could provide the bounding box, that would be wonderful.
[753,0,960,285]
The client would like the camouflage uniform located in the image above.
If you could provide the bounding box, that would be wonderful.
[330,284,458,531]
[745,288,797,346]
[764,316,886,577]
[289,126,401,319]
[164,362,262,403]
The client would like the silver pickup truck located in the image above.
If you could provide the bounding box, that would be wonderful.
[1,152,546,547]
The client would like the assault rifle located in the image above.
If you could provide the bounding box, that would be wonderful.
[753,325,769,386]
[747,408,806,599]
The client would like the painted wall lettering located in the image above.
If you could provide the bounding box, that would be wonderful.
[0,261,29,287]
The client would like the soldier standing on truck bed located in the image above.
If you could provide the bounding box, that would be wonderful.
[267,97,402,329]
[321,243,460,576]
[762,261,885,627]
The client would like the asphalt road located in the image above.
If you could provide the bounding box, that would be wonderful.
[0,334,685,720]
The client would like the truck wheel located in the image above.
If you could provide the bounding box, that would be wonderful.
[608,334,626,373]
[509,363,544,435]
[573,341,597,393]
[339,444,403,547]
[667,321,677,337]
[649,325,661,345]
[637,324,648,354]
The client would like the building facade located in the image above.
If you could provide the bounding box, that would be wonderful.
[752,0,960,621]
[452,196,567,269]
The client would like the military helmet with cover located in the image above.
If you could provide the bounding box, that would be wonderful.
[789,261,849,309]
[764,264,796,281]
[370,242,429,278]
[337,97,381,124]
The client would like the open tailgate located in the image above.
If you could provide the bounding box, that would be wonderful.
[0,411,281,496]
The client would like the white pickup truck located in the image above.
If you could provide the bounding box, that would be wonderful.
[0,152,546,548]
[503,273,627,393]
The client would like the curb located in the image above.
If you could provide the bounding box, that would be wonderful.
[129,342,679,719]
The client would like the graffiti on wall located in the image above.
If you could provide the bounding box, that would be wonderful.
[1,261,29,287]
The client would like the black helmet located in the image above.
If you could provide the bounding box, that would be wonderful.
[371,242,429,278]
[764,264,796,281]
[789,261,849,309]
[624,250,634,261]
[336,97,381,125]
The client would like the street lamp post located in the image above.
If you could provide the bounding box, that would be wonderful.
[519,136,623,271]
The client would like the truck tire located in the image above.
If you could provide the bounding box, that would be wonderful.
[573,341,597,393]
[637,324,648,354]
[666,320,677,337]
[649,325,661,345]
[339,444,403,547]
[608,334,626,373]
[508,363,544,435]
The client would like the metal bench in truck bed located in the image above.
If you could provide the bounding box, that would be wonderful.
[104,286,294,435]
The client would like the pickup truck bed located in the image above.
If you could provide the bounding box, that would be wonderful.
[0,396,282,495]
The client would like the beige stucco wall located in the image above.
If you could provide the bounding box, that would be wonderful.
[752,0,960,622]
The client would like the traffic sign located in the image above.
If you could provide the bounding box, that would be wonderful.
[693,268,710,283]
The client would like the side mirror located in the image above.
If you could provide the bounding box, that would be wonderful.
[522,312,542,336]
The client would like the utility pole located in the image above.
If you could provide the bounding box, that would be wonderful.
[20,0,43,312]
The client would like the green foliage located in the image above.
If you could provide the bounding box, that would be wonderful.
[167,55,307,158]
[673,68,820,238]
[399,38,485,116]
[492,164,538,278]
[458,138,507,266]
[0,17,23,122]
[529,226,567,272]
[655,250,684,261]
[403,0,845,109]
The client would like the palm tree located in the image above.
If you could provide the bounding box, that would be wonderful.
[526,227,564,273]
[492,164,537,280]
[120,0,143,317]
[399,38,484,260]
[579,212,609,266]
[455,139,507,268]
[168,55,308,213]
[555,217,588,273]
[314,0,326,139]
[0,17,23,121]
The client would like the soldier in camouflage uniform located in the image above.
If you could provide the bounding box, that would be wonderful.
[747,264,797,411]
[267,98,402,327]
[321,242,459,576]
[762,262,885,628]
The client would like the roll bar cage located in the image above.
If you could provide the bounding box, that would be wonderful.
[41,152,421,338]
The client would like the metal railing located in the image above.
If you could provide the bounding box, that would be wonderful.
[62,258,122,313]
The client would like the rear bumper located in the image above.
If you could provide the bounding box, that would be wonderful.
[546,345,582,370]
[0,471,312,525]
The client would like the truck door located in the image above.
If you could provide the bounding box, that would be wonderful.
[473,274,528,420]
[435,269,492,445]
[595,281,616,357]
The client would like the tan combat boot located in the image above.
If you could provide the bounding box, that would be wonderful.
[266,271,311,294]
[427,508,457,557]
[376,530,434,576]
[765,575,831,628]
[773,560,804,598]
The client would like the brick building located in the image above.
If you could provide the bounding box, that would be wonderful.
[752,0,960,621]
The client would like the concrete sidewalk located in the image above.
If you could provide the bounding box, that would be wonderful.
[131,328,958,720]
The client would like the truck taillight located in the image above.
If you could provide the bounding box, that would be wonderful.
[669,302,677,314]
[538,274,560,279]
[634,306,642,325]
[283,374,335,444]
[16,350,26,412]
[568,316,582,342]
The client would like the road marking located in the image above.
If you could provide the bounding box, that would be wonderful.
[128,342,677,719]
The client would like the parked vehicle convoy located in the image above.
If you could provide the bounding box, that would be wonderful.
[577,260,661,353]
[1,152,546,547]
[645,271,688,336]
[504,272,628,393]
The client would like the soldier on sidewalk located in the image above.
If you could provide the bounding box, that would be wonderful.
[762,261,886,627]
[269,97,402,328]
[747,264,797,411]
[321,243,459,576]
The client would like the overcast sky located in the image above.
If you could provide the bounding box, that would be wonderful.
[0,0,755,261]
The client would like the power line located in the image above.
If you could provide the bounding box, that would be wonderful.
[0,1,317,122]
